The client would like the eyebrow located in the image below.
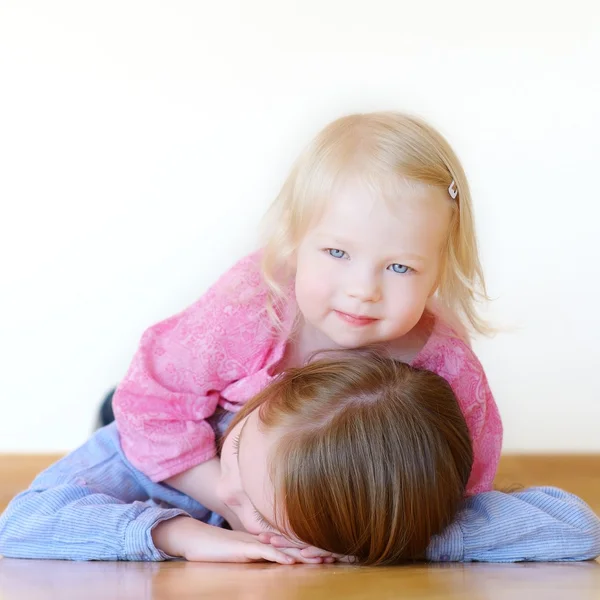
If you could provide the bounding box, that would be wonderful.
[236,418,279,532]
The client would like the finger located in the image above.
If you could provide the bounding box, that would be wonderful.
[268,550,297,565]
[280,547,326,564]
[244,544,297,565]
[257,532,275,545]
[300,546,336,558]
[257,532,291,546]
[336,555,355,563]
[268,535,306,549]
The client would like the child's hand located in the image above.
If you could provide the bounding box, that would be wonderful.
[152,516,329,564]
[257,532,349,563]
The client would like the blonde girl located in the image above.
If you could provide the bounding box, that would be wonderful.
[112,112,502,527]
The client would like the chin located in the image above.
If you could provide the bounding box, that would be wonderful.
[327,331,374,349]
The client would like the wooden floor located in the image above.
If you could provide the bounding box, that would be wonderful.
[0,453,599,599]
[1,559,599,600]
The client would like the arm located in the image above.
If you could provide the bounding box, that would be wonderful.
[0,426,193,561]
[0,485,188,560]
[0,488,286,563]
[112,251,275,488]
[151,516,305,564]
[427,487,600,562]
[0,427,311,564]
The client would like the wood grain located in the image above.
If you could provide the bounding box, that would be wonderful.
[0,557,599,600]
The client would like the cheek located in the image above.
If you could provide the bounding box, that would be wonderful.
[217,431,244,505]
[295,256,332,306]
[239,510,265,535]
[218,495,264,534]
[385,279,430,317]
[217,491,275,535]
[296,273,324,305]
[216,459,240,506]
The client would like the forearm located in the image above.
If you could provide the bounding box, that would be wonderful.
[0,486,189,561]
[151,515,197,558]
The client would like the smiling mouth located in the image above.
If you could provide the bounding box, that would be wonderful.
[334,310,378,327]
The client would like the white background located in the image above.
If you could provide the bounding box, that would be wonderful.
[1,1,599,453]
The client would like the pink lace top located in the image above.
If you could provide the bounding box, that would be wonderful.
[112,252,503,495]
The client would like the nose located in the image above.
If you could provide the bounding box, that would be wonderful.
[346,267,381,303]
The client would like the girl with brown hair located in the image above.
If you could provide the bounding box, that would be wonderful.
[1,353,598,564]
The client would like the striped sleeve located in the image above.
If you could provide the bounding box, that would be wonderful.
[0,425,193,561]
[427,487,600,562]
[0,485,188,560]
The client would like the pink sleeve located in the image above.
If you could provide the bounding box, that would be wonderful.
[112,252,274,482]
[414,334,503,495]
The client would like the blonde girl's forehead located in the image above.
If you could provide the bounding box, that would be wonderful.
[284,114,459,243]
[307,168,450,215]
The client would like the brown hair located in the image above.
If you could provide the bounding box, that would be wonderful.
[227,350,473,566]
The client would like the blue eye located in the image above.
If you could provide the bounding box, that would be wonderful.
[328,248,347,259]
[388,263,410,274]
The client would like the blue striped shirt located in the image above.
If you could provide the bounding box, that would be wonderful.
[0,424,599,562]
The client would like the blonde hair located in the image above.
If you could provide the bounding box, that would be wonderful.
[261,111,490,335]
[226,351,473,565]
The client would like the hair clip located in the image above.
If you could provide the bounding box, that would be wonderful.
[448,180,458,200]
